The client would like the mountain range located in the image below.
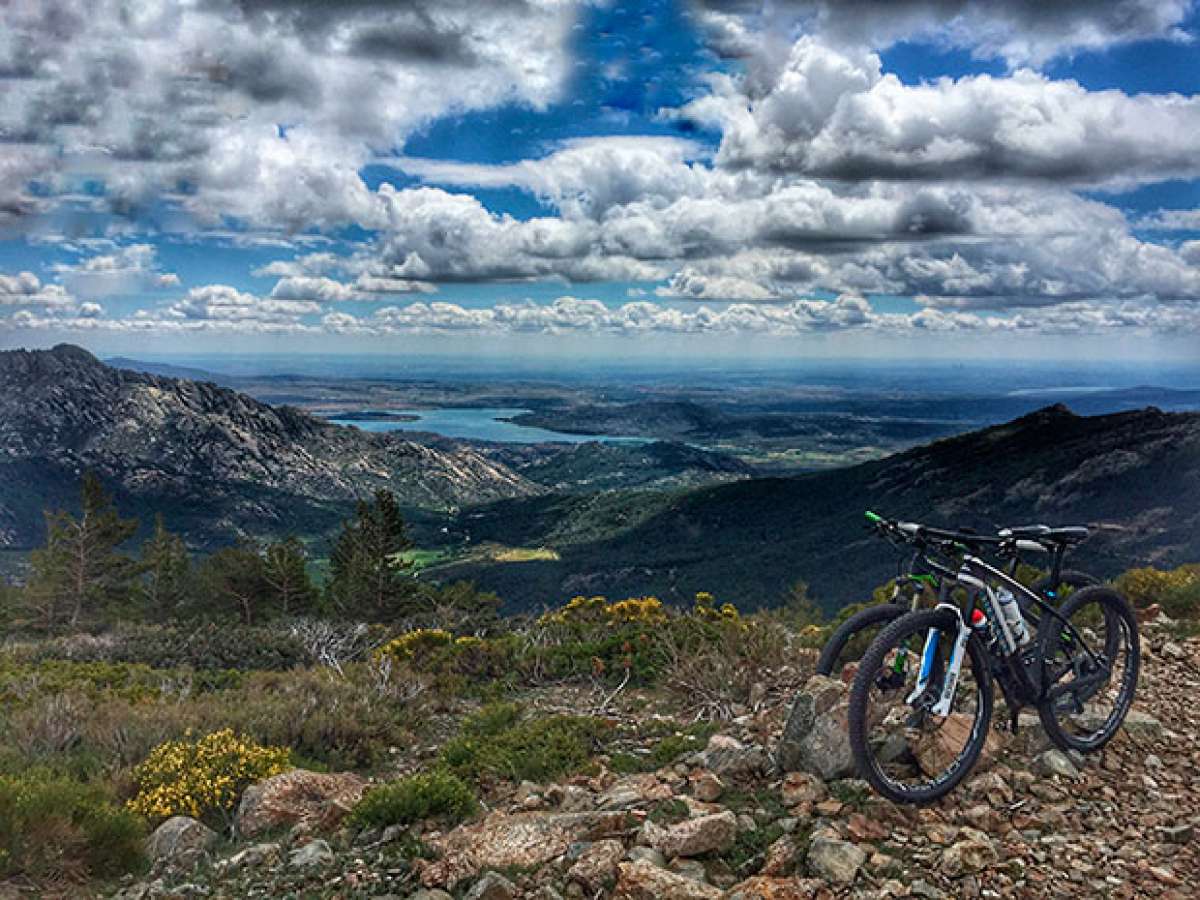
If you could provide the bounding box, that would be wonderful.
[0,345,538,548]
[434,403,1200,610]
[2,345,1197,611]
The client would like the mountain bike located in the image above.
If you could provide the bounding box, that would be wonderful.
[815,512,1097,681]
[847,546,1139,803]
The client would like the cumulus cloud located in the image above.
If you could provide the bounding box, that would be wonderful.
[0,0,583,234]
[165,284,320,322]
[268,274,436,303]
[8,290,1200,339]
[50,243,180,296]
[0,270,74,306]
[680,38,1200,185]
[386,139,1200,307]
[691,1,1194,67]
[1138,208,1200,231]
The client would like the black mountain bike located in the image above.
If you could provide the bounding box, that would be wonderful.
[815,512,1097,681]
[847,539,1139,803]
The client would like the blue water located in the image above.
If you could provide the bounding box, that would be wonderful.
[330,407,648,445]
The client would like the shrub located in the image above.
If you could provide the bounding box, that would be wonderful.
[1115,565,1200,618]
[0,659,241,704]
[440,703,610,784]
[102,622,309,671]
[348,770,476,830]
[0,771,144,881]
[376,628,454,663]
[128,728,291,827]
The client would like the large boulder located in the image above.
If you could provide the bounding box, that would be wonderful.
[776,676,855,781]
[613,860,723,899]
[145,816,218,867]
[235,769,367,838]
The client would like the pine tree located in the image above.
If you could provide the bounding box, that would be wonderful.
[137,514,192,621]
[262,536,317,617]
[327,490,414,620]
[200,544,268,626]
[24,472,139,631]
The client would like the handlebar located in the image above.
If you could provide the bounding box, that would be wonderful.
[863,510,1048,556]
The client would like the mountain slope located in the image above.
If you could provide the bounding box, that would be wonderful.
[435,404,1200,610]
[0,345,540,548]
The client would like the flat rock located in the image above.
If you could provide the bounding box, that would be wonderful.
[288,838,333,868]
[694,735,769,779]
[806,834,866,884]
[420,811,619,888]
[653,810,738,858]
[613,860,722,899]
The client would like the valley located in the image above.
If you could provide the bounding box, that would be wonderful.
[3,345,1199,614]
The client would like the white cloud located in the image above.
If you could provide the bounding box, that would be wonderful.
[1,0,585,235]
[1138,209,1200,231]
[165,284,320,322]
[50,243,180,296]
[0,270,74,306]
[691,1,1194,67]
[268,274,436,303]
[8,291,1200,339]
[681,38,1200,186]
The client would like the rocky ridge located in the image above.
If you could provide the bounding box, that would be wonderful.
[0,345,541,547]
[121,613,1198,899]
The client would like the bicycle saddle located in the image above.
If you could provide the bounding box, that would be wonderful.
[999,524,1089,544]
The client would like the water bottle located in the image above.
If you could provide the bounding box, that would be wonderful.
[995,587,1031,647]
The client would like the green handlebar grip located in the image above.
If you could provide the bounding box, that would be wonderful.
[864,511,883,524]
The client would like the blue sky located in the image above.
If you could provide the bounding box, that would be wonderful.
[2,0,1200,360]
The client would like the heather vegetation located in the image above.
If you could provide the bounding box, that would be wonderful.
[0,474,1195,893]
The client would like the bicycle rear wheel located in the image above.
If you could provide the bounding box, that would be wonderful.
[849,608,993,804]
[815,604,906,681]
[1037,586,1139,753]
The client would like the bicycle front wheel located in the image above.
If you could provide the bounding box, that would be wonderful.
[849,607,994,804]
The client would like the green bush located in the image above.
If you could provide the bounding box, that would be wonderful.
[440,703,610,784]
[0,659,241,704]
[0,771,145,881]
[348,770,476,830]
[64,623,310,671]
[1115,565,1200,618]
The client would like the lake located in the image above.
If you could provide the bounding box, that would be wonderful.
[329,407,647,445]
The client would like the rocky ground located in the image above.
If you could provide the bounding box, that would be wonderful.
[117,616,1199,900]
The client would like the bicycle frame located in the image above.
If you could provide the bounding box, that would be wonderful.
[932,554,1108,717]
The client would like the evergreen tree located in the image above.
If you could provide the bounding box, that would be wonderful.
[327,490,414,620]
[262,536,318,617]
[199,544,269,626]
[24,472,139,631]
[136,514,192,620]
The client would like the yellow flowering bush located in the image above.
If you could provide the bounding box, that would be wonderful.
[539,595,609,626]
[540,595,669,626]
[693,591,742,625]
[127,729,290,825]
[604,597,668,625]
[376,628,454,662]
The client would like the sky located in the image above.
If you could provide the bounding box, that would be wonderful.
[2,0,1200,362]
